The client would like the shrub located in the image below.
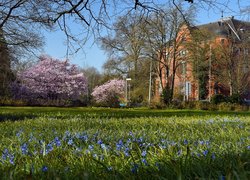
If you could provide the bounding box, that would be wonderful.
[0,97,27,106]
[218,102,236,111]
[181,101,196,109]
[194,101,211,110]
[211,94,226,104]
[91,79,125,107]
[162,87,172,105]
[149,100,166,109]
[168,99,183,109]
[227,94,243,104]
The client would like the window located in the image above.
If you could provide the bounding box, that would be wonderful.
[181,36,187,42]
[165,52,169,59]
[245,48,249,55]
[220,38,225,45]
[179,50,187,57]
[181,62,187,75]
[185,81,191,96]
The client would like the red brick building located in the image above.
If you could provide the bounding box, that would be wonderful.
[155,17,250,101]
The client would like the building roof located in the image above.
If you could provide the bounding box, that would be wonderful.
[197,16,250,41]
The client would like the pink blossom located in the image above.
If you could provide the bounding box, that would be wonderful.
[91,79,125,107]
[12,56,87,103]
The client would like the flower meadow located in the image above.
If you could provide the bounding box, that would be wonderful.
[0,107,249,179]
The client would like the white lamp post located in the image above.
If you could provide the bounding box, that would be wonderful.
[125,78,131,104]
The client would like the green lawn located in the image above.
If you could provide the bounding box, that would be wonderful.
[0,107,249,179]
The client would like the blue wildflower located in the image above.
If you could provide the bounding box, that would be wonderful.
[116,140,123,151]
[97,139,103,145]
[203,150,208,156]
[82,135,88,142]
[54,137,61,147]
[142,158,148,165]
[137,137,143,143]
[2,148,9,160]
[88,145,94,151]
[207,119,214,124]
[183,139,188,145]
[159,144,166,149]
[16,132,22,138]
[129,132,134,137]
[3,148,8,155]
[42,166,48,172]
[155,162,160,169]
[247,145,250,150]
[199,140,205,145]
[141,150,147,157]
[101,143,106,150]
[170,141,176,146]
[124,147,130,157]
[9,154,14,165]
[75,133,81,139]
[107,166,113,171]
[68,139,73,146]
[65,131,71,137]
[21,143,28,155]
[211,153,216,160]
[177,149,182,156]
[131,163,139,174]
[46,143,53,154]
[118,139,123,145]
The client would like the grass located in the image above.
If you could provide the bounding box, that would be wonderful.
[0,107,249,179]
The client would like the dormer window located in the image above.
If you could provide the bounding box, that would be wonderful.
[240,28,245,33]
[218,21,224,26]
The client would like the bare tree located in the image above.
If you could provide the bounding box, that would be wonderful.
[0,0,55,59]
[100,12,150,103]
[81,66,102,101]
[141,3,196,103]
[214,37,250,97]
[0,0,243,57]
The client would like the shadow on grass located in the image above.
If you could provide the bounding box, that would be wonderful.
[0,113,37,122]
[0,107,249,121]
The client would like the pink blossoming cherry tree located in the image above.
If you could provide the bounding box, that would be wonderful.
[91,79,125,107]
[12,56,88,106]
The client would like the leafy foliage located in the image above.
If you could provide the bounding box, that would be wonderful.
[91,79,125,107]
[211,94,226,105]
[11,56,87,105]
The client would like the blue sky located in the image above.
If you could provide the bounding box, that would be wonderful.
[42,1,248,72]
